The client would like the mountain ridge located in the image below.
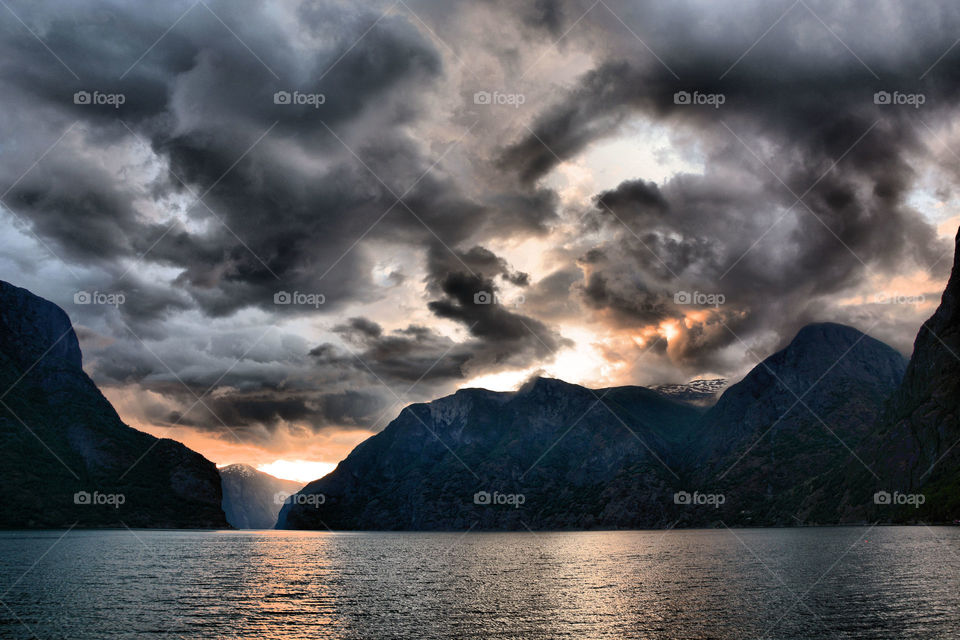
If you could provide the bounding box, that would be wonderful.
[5,232,960,530]
[278,318,929,530]
[277,377,704,530]
[0,280,229,529]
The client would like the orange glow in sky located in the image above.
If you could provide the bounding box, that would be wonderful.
[257,460,337,483]
[100,384,374,484]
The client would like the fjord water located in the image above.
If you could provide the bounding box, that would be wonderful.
[1,527,957,639]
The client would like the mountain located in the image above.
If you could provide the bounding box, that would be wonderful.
[277,378,705,530]
[287,230,960,530]
[0,281,228,528]
[652,378,727,405]
[690,322,907,525]
[869,228,960,521]
[278,323,912,531]
[219,464,304,529]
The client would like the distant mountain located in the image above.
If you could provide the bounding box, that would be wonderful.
[691,322,907,526]
[0,281,228,528]
[277,378,705,530]
[652,378,727,405]
[220,464,303,529]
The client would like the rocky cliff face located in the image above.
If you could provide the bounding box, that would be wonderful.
[220,464,303,529]
[0,281,228,528]
[870,228,960,520]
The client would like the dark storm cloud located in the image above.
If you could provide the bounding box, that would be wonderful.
[424,245,530,292]
[1,0,453,321]
[4,151,143,265]
[89,325,392,435]
[148,387,390,439]
[1,0,564,328]
[494,0,958,372]
[595,179,669,219]
[162,387,387,436]
[502,0,566,36]
[312,318,474,386]
[424,244,569,362]
[4,0,960,441]
[0,0,577,444]
[335,317,384,341]
[580,270,670,325]
[309,303,570,399]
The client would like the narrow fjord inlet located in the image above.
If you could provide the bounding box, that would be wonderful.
[2,1,960,638]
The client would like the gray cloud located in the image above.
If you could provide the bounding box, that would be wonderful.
[493,0,958,371]
[2,0,959,445]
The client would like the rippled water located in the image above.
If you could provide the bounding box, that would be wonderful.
[0,526,958,639]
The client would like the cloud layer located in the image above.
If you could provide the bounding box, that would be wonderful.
[2,0,958,464]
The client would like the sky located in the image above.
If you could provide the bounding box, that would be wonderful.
[2,0,959,482]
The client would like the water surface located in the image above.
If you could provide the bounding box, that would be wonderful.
[1,526,958,639]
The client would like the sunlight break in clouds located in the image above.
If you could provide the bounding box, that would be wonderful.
[256,460,337,484]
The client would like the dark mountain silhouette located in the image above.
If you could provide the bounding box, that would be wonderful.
[277,378,705,530]
[691,322,907,526]
[0,281,228,528]
[219,463,303,529]
[867,227,960,521]
[8,226,960,531]
[279,320,909,530]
